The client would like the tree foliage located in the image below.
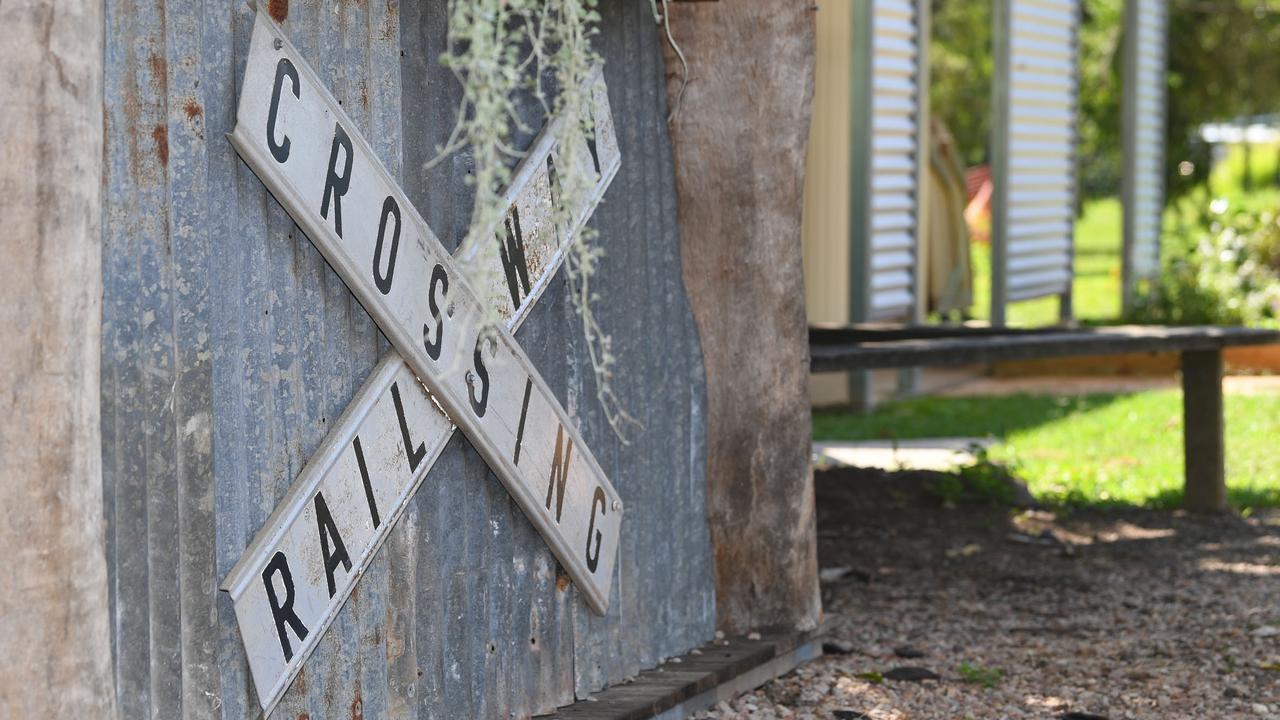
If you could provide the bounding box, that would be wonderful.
[929,0,1280,204]
[1166,0,1280,199]
[930,0,993,169]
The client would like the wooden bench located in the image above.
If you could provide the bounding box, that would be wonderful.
[809,324,1280,511]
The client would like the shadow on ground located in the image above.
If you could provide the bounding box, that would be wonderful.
[698,466,1280,719]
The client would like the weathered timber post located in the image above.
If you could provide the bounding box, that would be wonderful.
[0,0,116,717]
[1182,350,1228,512]
[662,3,823,633]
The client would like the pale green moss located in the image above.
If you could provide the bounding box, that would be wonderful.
[436,0,637,440]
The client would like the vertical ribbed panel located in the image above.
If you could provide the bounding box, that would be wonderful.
[1122,0,1168,298]
[100,1,714,718]
[851,0,926,322]
[993,0,1080,316]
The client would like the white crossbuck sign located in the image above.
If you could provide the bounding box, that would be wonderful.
[221,10,623,715]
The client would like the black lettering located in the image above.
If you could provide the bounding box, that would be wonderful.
[262,551,309,661]
[353,435,380,529]
[546,154,560,209]
[586,486,606,573]
[545,424,573,522]
[372,196,401,295]
[586,134,601,178]
[320,123,353,237]
[314,491,352,598]
[513,377,533,466]
[423,263,448,361]
[390,381,427,472]
[498,207,532,309]
[545,154,562,239]
[267,58,300,164]
[469,336,491,417]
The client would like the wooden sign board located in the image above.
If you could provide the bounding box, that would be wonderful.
[222,11,622,713]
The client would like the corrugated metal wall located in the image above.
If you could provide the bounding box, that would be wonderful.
[100,1,714,718]
[803,0,928,406]
[850,0,928,323]
[992,0,1081,324]
[1122,0,1168,303]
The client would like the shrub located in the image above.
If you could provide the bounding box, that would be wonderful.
[1126,200,1280,327]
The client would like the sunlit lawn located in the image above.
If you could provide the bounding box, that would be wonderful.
[894,159,1280,508]
[813,390,1280,509]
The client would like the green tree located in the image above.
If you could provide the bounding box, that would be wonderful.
[1166,0,1280,199]
[929,0,1280,204]
[1077,0,1124,201]
[930,0,994,168]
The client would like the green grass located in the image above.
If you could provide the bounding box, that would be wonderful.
[956,663,1003,688]
[813,391,1280,509]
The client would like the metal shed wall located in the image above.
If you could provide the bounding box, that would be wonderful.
[804,0,928,407]
[992,0,1081,324]
[1121,0,1168,305]
[849,0,929,323]
[100,1,714,718]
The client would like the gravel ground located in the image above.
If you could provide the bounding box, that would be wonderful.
[697,467,1280,720]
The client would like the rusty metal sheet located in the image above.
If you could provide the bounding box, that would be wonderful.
[102,1,714,717]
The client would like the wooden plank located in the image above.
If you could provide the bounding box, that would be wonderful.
[1182,350,1228,512]
[538,632,819,720]
[101,2,716,717]
[811,326,1280,371]
[0,0,114,716]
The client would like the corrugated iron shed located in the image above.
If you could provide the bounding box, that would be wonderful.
[100,1,714,718]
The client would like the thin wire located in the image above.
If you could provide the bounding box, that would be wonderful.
[650,0,689,124]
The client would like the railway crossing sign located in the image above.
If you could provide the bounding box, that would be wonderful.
[221,10,623,714]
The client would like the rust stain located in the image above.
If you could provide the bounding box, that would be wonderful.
[297,715,309,720]
[183,98,203,120]
[268,0,289,22]
[555,569,570,593]
[359,81,369,109]
[351,690,364,720]
[152,124,169,167]
[149,54,166,86]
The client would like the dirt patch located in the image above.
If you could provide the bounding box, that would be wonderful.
[697,467,1280,719]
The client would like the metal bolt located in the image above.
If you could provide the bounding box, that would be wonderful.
[611,500,622,512]
[446,303,456,318]
[273,38,283,51]
[464,370,475,387]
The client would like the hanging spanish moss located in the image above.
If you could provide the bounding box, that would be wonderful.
[434,0,638,440]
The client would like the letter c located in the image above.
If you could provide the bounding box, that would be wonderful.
[268,57,300,164]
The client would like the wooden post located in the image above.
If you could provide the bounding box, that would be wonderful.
[1182,350,1228,512]
[0,0,116,716]
[661,2,822,633]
